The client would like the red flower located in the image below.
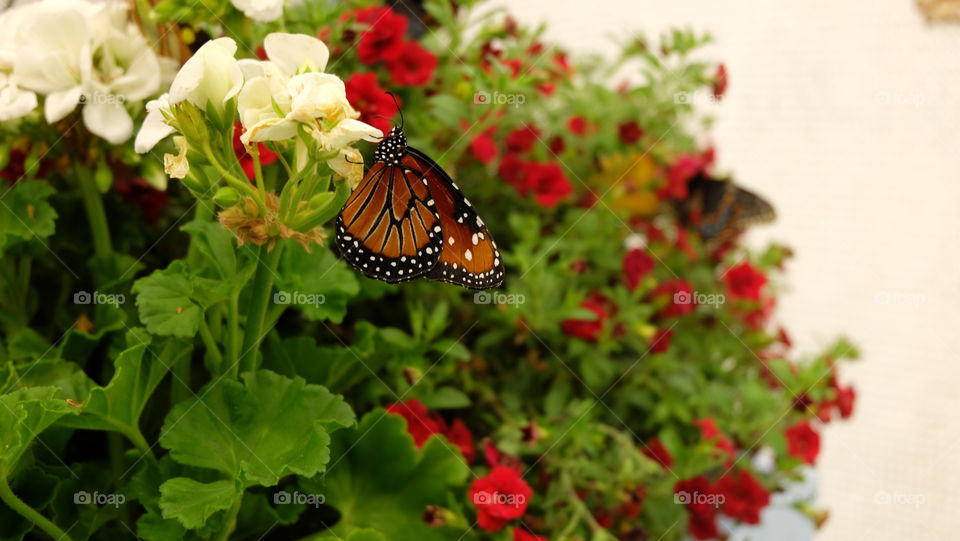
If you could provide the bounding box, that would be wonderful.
[548,135,565,154]
[648,279,696,318]
[561,294,610,343]
[649,328,673,354]
[232,122,277,180]
[713,64,729,99]
[469,132,498,164]
[442,418,476,463]
[527,162,572,207]
[694,418,735,458]
[618,121,644,144]
[715,470,770,524]
[724,262,767,301]
[785,421,820,464]
[567,116,587,136]
[386,399,443,447]
[344,72,398,134]
[836,385,856,418]
[386,41,438,86]
[498,153,530,190]
[352,6,408,64]
[660,151,712,199]
[469,466,533,532]
[114,178,169,221]
[642,437,673,467]
[513,528,548,541]
[688,510,720,540]
[744,296,775,330]
[506,124,541,153]
[675,476,721,539]
[622,248,655,291]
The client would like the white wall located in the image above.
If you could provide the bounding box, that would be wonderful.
[491,1,960,539]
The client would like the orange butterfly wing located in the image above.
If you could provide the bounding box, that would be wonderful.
[401,149,504,289]
[336,161,444,282]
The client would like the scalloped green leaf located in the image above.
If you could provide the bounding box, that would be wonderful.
[159,370,355,487]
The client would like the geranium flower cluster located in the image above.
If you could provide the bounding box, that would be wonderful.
[0,0,166,143]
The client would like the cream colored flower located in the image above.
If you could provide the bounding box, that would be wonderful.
[163,136,189,181]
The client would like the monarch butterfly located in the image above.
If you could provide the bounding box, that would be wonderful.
[335,116,504,290]
[675,173,776,248]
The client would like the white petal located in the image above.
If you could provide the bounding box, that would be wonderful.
[135,94,175,153]
[83,100,133,144]
[44,86,83,123]
[327,148,364,188]
[230,0,284,22]
[244,117,299,145]
[320,118,383,150]
[264,33,329,75]
[0,77,38,121]
[169,37,242,110]
[163,136,190,179]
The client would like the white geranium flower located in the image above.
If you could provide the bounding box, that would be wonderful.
[231,0,285,22]
[136,37,243,153]
[163,136,190,180]
[7,0,163,143]
[0,73,37,122]
[168,37,243,112]
[12,4,92,123]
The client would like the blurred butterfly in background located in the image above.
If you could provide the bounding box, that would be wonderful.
[335,113,504,290]
[675,173,776,248]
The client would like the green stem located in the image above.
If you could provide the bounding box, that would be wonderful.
[76,165,112,258]
[225,294,240,379]
[0,473,75,541]
[214,494,243,541]
[198,319,223,374]
[238,244,284,375]
[202,144,265,215]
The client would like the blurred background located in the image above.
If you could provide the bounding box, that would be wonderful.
[491,0,960,539]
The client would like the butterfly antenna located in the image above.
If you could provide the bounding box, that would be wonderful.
[385,91,404,129]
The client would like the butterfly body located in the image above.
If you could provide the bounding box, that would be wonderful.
[336,126,504,290]
[678,173,776,247]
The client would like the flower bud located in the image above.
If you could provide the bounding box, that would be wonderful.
[213,187,240,207]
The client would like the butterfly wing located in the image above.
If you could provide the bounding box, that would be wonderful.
[335,161,444,282]
[681,175,775,246]
[401,148,505,290]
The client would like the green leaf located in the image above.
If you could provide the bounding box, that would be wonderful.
[261,322,379,393]
[159,478,239,530]
[160,370,355,487]
[275,244,359,324]
[0,180,57,250]
[133,260,231,338]
[0,387,73,473]
[182,220,239,279]
[421,387,471,409]
[312,409,469,541]
[59,339,192,440]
